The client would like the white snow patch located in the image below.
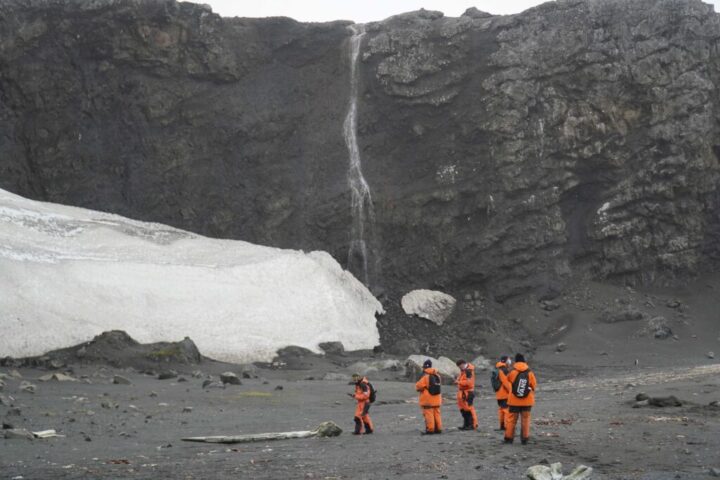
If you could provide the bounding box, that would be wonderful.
[0,188,383,363]
[401,289,456,326]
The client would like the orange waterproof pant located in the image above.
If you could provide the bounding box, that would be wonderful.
[456,391,478,429]
[504,408,531,441]
[497,399,508,428]
[354,401,373,432]
[421,406,442,433]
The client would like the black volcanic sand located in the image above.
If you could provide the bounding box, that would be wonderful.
[2,277,720,479]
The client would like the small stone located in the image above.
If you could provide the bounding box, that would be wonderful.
[636,393,649,401]
[113,375,132,385]
[666,299,681,309]
[274,385,284,391]
[708,467,720,477]
[84,435,92,442]
[540,300,561,311]
[4,428,34,440]
[220,372,241,385]
[177,377,187,383]
[19,381,36,394]
[633,399,649,408]
[191,370,203,378]
[3,421,15,429]
[708,352,715,359]
[182,406,193,413]
[556,343,567,353]
[149,391,158,397]
[9,370,22,379]
[157,371,178,380]
[38,373,77,382]
[158,402,169,407]
[648,316,672,339]
[204,381,225,389]
[648,395,682,407]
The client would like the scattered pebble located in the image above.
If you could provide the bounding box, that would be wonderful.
[113,375,132,385]
[220,372,241,385]
[19,381,36,394]
[158,371,178,380]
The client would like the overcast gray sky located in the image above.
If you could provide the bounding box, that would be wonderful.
[193,0,718,22]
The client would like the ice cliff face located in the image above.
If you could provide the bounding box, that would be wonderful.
[0,188,383,362]
[0,0,719,306]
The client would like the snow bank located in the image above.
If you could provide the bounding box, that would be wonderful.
[0,188,383,363]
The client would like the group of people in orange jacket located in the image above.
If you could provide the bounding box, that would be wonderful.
[349,352,537,444]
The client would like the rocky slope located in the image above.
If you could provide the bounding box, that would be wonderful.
[1,0,719,338]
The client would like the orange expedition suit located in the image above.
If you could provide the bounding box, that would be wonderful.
[353,377,374,434]
[455,363,478,430]
[502,361,537,444]
[415,368,443,433]
[494,360,510,430]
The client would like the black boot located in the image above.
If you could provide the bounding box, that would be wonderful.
[364,423,373,434]
[521,437,529,445]
[353,417,363,435]
[458,411,468,430]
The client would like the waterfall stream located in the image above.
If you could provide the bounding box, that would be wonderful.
[343,24,374,286]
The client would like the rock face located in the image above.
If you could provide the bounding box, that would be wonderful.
[0,0,719,322]
[401,289,456,325]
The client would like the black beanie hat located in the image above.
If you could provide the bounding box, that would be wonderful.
[423,359,432,369]
[515,353,525,363]
[500,355,508,362]
[455,359,467,367]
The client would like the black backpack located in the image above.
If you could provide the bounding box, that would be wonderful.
[367,382,377,403]
[491,365,508,392]
[511,370,531,398]
[427,373,441,396]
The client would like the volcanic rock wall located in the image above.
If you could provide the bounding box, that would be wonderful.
[1,0,719,301]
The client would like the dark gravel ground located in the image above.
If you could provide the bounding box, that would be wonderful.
[1,359,719,480]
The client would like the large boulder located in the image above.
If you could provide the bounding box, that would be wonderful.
[405,355,460,383]
[348,359,404,377]
[401,290,456,326]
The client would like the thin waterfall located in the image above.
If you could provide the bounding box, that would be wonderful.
[343,24,374,286]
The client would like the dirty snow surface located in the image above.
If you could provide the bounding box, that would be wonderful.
[0,188,383,362]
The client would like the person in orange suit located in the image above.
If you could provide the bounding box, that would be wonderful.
[349,373,374,435]
[454,359,478,431]
[493,355,511,431]
[502,353,537,445]
[415,359,443,434]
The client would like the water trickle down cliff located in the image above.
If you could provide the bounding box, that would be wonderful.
[343,24,375,286]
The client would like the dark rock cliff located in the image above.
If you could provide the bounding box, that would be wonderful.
[1,0,719,344]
